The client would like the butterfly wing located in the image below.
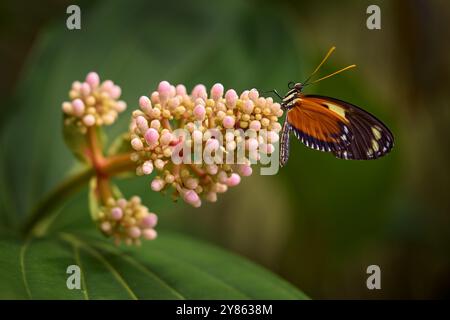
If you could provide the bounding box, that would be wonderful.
[286,94,394,160]
[286,95,353,154]
[279,119,291,167]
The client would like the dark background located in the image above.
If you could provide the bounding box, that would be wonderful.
[1,0,449,299]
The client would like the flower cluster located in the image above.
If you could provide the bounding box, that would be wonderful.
[62,72,127,132]
[129,81,283,207]
[97,196,158,245]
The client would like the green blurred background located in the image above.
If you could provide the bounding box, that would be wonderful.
[1,0,449,299]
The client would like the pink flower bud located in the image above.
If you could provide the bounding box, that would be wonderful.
[222,116,235,129]
[131,137,144,150]
[215,183,228,193]
[225,89,238,108]
[128,227,141,239]
[117,198,127,208]
[62,102,72,114]
[81,82,91,96]
[72,81,82,91]
[144,128,159,145]
[240,90,249,99]
[142,161,154,175]
[183,190,201,207]
[83,114,96,126]
[243,100,254,114]
[86,72,100,87]
[141,213,158,228]
[110,207,123,220]
[192,84,207,100]
[193,105,206,120]
[143,228,157,240]
[101,221,111,232]
[139,96,152,111]
[257,97,266,107]
[150,119,161,129]
[206,192,217,202]
[176,84,187,96]
[102,80,114,91]
[151,108,161,118]
[72,99,85,116]
[110,85,121,99]
[211,83,224,100]
[151,178,165,191]
[239,164,253,177]
[226,173,241,187]
[249,89,259,100]
[154,159,165,170]
[136,115,149,133]
[249,120,261,131]
[271,103,281,113]
[160,132,173,145]
[158,81,171,100]
[116,101,127,112]
[151,91,160,103]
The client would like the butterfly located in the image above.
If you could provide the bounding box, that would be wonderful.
[272,47,394,167]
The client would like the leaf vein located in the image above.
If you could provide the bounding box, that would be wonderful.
[92,243,186,300]
[19,237,33,299]
[60,233,138,300]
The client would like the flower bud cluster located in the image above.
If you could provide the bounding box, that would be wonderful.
[62,72,127,132]
[129,81,283,207]
[98,196,158,245]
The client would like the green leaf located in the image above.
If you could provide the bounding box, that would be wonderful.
[0,232,307,299]
[62,115,90,163]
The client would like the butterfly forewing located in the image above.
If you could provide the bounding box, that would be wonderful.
[286,94,394,160]
[286,96,352,153]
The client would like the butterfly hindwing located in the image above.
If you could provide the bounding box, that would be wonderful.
[316,96,394,160]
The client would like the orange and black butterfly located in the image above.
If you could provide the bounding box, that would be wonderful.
[276,47,394,167]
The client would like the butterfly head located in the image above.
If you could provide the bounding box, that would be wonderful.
[288,81,304,92]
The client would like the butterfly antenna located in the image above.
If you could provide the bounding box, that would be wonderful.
[303,46,336,85]
[305,64,356,86]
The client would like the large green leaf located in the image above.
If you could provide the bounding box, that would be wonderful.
[0,0,308,299]
[0,232,307,299]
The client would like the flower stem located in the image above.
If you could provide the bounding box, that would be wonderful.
[86,126,105,170]
[21,166,95,235]
[22,153,135,236]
